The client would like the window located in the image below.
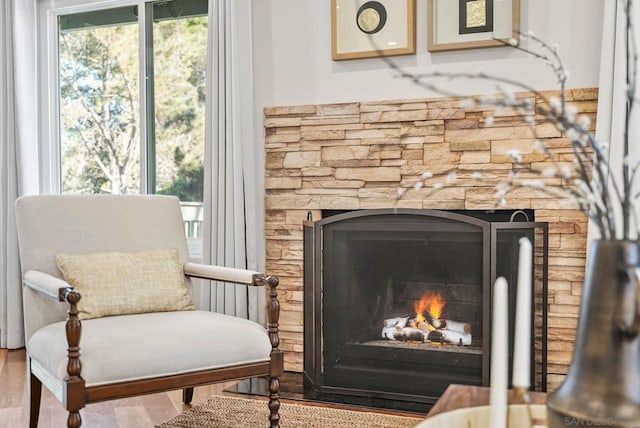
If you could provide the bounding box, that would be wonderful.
[46,0,207,242]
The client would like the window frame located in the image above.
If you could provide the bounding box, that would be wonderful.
[39,0,151,195]
[38,0,206,258]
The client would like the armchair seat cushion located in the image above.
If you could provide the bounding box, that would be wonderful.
[27,311,272,387]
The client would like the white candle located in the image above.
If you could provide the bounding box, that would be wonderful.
[512,237,533,390]
[490,277,509,428]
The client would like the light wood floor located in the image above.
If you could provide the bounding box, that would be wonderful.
[1,348,425,427]
[0,348,238,427]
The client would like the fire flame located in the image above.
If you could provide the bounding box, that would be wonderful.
[415,293,445,323]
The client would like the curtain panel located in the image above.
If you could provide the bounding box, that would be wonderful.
[201,0,263,323]
[0,0,38,349]
[595,0,640,240]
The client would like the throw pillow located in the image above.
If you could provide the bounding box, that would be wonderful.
[56,248,195,319]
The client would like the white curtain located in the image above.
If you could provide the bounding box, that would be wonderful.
[595,0,640,240]
[0,0,38,349]
[201,0,263,323]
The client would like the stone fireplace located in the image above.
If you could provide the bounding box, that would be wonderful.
[264,88,596,392]
[303,208,547,407]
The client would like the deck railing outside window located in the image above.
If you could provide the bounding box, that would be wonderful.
[181,201,203,239]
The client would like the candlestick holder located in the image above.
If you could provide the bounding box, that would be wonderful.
[512,386,530,405]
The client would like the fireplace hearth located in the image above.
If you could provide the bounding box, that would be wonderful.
[303,208,548,408]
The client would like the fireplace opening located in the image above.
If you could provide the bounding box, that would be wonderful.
[303,208,547,410]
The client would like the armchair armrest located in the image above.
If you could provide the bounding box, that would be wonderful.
[184,262,281,357]
[24,270,79,302]
[24,270,84,413]
[183,262,262,285]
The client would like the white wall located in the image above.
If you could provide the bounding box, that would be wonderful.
[253,0,605,107]
[250,0,605,268]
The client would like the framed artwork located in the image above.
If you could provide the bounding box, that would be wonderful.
[331,0,416,61]
[427,0,520,52]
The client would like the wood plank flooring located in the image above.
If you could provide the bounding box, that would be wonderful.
[1,348,425,427]
[0,348,235,427]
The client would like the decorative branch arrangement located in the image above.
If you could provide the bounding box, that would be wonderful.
[393,0,638,241]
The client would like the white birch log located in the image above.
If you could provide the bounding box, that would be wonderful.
[423,315,471,333]
[383,326,428,341]
[383,316,409,329]
[383,316,409,328]
[440,319,472,334]
[382,314,471,344]
[381,326,398,340]
[426,330,444,343]
[427,329,472,346]
[423,311,446,329]
[406,317,419,328]
[417,321,431,332]
[399,327,426,341]
[441,330,472,345]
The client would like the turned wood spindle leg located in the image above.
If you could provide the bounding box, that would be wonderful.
[63,289,85,428]
[269,376,281,428]
[265,275,281,428]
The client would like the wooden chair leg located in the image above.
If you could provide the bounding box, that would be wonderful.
[29,371,42,428]
[67,411,81,428]
[268,376,280,428]
[182,387,194,405]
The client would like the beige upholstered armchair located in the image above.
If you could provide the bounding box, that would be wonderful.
[15,194,282,428]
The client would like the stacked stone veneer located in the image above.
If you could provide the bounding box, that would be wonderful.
[264,88,598,390]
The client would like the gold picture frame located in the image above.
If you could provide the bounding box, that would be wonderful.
[427,0,520,52]
[331,0,416,61]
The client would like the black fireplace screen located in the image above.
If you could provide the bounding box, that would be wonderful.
[303,208,547,407]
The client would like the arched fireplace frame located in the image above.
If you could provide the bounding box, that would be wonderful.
[303,208,548,409]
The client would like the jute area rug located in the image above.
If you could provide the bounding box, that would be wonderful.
[157,395,424,428]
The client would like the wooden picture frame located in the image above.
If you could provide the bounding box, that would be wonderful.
[331,0,416,61]
[427,0,520,52]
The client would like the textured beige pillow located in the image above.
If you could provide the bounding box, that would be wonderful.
[56,248,195,319]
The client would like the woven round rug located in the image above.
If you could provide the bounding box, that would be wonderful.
[157,395,424,428]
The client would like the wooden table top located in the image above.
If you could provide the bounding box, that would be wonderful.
[428,384,547,417]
